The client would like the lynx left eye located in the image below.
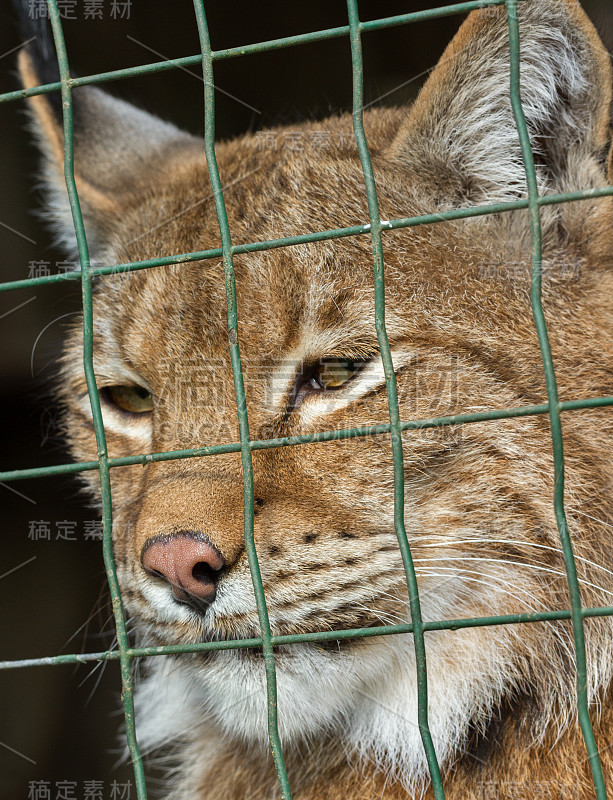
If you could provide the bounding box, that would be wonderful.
[104,385,154,414]
[316,358,367,390]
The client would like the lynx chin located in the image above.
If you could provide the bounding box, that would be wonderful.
[16,0,613,798]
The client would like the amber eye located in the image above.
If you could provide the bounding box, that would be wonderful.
[104,385,153,414]
[315,358,366,390]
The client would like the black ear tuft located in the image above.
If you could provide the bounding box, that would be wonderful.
[12,0,62,117]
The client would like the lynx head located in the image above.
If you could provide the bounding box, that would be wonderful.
[18,0,613,792]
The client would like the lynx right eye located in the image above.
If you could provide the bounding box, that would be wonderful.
[103,385,153,414]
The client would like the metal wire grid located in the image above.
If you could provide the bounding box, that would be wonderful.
[0,0,612,798]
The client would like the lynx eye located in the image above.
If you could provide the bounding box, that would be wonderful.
[103,385,153,414]
[313,358,367,390]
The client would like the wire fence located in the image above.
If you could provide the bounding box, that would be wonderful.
[1,1,613,798]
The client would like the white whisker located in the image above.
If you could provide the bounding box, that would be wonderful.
[566,506,613,532]
[416,569,577,667]
[415,536,613,583]
[414,555,613,600]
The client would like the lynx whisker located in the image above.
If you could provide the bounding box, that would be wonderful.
[414,556,613,600]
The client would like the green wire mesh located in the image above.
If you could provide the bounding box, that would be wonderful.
[1,1,613,799]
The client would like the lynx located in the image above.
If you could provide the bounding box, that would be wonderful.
[16,0,613,798]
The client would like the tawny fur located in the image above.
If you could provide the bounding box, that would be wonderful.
[18,0,613,798]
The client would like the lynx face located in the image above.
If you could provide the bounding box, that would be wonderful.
[18,0,613,796]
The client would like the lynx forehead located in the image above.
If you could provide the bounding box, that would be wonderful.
[18,0,613,798]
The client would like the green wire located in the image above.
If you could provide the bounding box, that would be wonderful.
[3,186,613,294]
[3,602,613,672]
[0,0,523,107]
[505,1,606,796]
[191,2,292,796]
[44,2,148,797]
[2,395,613,484]
[346,1,445,796]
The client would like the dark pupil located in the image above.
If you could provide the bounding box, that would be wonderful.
[133,386,150,399]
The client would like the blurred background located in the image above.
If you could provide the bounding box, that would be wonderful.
[1,1,612,798]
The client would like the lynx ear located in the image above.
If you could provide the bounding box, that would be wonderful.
[17,16,198,258]
[390,0,613,209]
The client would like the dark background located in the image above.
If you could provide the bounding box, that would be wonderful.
[1,1,612,798]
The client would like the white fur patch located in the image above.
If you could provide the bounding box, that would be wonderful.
[134,621,514,792]
[132,564,519,792]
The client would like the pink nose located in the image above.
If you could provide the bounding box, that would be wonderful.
[141,533,225,608]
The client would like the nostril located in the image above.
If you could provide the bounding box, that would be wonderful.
[192,561,219,584]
